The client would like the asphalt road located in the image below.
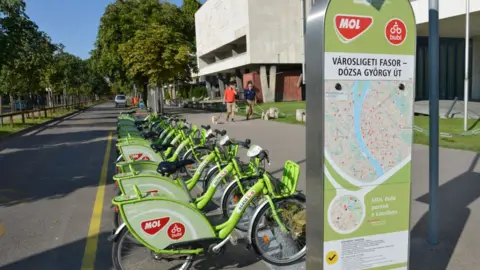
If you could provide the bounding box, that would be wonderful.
[0,103,118,270]
[0,102,281,270]
[2,102,477,270]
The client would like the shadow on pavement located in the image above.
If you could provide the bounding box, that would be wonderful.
[68,116,119,121]
[0,228,263,270]
[165,106,217,117]
[0,130,115,208]
[0,232,113,270]
[409,153,480,269]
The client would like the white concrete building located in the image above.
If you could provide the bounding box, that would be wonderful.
[413,0,480,100]
[195,0,480,102]
[195,0,307,102]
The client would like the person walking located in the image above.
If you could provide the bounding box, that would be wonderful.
[223,80,238,122]
[243,80,257,120]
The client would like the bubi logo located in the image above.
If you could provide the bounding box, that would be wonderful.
[141,217,170,235]
[385,18,407,46]
[129,153,151,161]
[167,222,186,240]
[334,14,373,43]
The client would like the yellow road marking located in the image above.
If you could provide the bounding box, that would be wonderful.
[81,132,113,270]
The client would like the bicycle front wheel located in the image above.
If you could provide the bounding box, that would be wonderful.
[221,177,260,231]
[182,147,211,179]
[249,196,306,266]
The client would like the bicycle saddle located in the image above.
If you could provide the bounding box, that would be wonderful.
[157,159,196,175]
[150,143,174,152]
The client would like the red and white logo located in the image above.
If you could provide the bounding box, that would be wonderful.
[141,217,170,235]
[385,18,407,46]
[129,153,151,161]
[167,222,186,240]
[334,14,373,43]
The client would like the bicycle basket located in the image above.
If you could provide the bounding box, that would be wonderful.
[268,160,300,197]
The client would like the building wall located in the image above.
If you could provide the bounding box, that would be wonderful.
[247,0,303,64]
[410,0,480,24]
[195,0,249,57]
[472,36,480,100]
[195,0,304,76]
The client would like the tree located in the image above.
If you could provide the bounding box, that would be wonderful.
[93,0,200,104]
[0,6,57,112]
[118,23,190,87]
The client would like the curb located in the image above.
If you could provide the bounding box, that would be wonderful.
[0,101,105,145]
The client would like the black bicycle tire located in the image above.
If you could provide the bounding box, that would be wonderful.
[111,226,194,270]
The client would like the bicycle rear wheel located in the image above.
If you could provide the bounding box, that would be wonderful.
[249,196,306,266]
[112,227,194,270]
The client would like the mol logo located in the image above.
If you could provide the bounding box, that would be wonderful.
[334,14,374,43]
[129,153,151,161]
[141,217,171,235]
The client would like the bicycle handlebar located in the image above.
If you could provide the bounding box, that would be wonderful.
[214,129,227,136]
[234,138,251,149]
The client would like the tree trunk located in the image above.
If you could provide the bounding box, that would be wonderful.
[0,94,3,127]
[158,85,164,114]
[142,77,149,107]
[9,93,14,112]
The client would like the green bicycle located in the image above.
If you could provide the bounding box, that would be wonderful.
[109,155,305,269]
[111,135,255,229]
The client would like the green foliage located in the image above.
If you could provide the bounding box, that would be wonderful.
[164,89,171,100]
[92,0,201,103]
[118,23,190,86]
[190,86,207,98]
[0,0,108,98]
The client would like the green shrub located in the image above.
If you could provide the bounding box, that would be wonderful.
[190,86,207,98]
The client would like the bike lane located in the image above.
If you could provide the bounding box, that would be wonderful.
[0,102,118,270]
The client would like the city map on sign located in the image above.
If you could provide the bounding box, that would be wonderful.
[324,79,414,187]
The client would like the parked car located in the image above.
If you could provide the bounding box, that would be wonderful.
[114,94,127,108]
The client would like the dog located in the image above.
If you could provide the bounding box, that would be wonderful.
[211,115,218,124]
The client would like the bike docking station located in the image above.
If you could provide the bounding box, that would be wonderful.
[305,0,416,269]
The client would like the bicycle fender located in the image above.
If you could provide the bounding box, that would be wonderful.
[219,179,243,213]
[108,223,127,242]
[181,146,211,161]
[181,148,193,160]
[205,165,220,180]
[247,199,271,245]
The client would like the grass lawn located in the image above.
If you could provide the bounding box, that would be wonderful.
[0,107,85,139]
[237,101,480,152]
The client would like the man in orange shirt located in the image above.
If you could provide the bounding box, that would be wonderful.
[223,80,238,122]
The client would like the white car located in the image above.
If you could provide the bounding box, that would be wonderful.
[115,94,127,108]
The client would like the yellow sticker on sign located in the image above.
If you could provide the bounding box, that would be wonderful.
[326,250,338,265]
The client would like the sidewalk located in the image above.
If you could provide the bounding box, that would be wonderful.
[171,106,480,270]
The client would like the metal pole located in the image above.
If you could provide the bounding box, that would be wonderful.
[301,0,306,83]
[464,0,470,131]
[428,0,439,245]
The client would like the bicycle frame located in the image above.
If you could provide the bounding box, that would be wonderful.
[111,175,287,255]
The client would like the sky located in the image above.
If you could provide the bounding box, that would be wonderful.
[24,0,193,59]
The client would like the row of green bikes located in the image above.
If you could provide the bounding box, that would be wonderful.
[108,109,307,269]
